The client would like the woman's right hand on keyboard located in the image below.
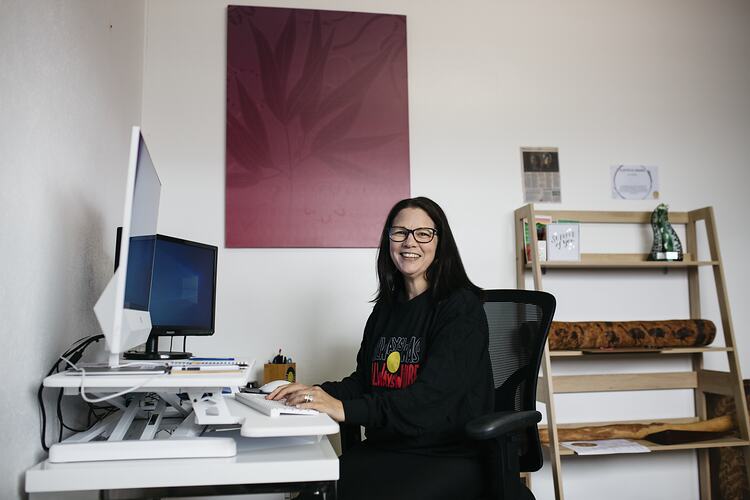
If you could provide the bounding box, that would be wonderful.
[268,383,345,422]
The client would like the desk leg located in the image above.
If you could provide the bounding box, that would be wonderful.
[327,480,338,500]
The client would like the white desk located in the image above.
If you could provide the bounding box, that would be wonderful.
[33,367,340,497]
[31,367,340,498]
[26,431,339,499]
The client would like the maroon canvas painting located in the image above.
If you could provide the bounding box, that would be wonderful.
[226,6,410,247]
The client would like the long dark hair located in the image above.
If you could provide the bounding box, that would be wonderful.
[375,196,480,304]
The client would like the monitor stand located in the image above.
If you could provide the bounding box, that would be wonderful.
[124,334,192,360]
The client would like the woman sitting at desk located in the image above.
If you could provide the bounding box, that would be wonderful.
[269,196,494,500]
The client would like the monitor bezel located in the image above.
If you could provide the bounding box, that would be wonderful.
[94,126,161,367]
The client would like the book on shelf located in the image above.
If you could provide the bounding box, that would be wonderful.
[523,215,552,262]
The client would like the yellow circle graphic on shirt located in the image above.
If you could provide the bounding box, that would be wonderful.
[386,351,401,373]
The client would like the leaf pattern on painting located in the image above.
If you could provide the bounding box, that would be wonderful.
[311,100,363,153]
[314,153,373,179]
[332,14,390,50]
[274,10,296,96]
[298,34,334,134]
[249,22,284,123]
[326,133,400,152]
[226,115,270,182]
[233,78,273,169]
[229,9,407,192]
[285,12,334,132]
[313,43,393,126]
[228,6,243,26]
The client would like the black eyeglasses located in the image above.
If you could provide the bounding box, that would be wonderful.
[388,226,438,243]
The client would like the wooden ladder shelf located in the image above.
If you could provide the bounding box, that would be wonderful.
[515,204,750,500]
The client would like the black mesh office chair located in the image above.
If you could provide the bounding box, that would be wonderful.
[466,289,556,500]
[337,289,555,500]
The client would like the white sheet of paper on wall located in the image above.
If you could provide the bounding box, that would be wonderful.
[611,165,659,200]
[546,223,580,261]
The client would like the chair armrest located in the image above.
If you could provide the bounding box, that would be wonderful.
[465,410,542,441]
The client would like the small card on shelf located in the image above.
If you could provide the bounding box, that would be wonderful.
[547,223,580,261]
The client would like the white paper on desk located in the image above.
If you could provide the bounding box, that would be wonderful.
[561,439,651,455]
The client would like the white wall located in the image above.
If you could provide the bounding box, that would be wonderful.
[142,1,750,499]
[0,1,145,499]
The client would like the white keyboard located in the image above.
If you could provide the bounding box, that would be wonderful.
[234,393,319,417]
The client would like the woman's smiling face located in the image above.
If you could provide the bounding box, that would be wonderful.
[389,207,437,296]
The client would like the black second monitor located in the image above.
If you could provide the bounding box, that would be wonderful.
[150,234,217,336]
[119,230,218,359]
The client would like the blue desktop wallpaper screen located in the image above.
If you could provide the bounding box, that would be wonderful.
[149,239,215,330]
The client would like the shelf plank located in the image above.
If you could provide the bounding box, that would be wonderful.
[540,416,700,429]
[549,347,733,357]
[552,372,698,393]
[529,210,692,224]
[526,253,718,269]
[553,437,750,456]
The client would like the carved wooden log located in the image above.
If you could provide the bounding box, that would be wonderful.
[540,415,734,443]
[549,319,716,350]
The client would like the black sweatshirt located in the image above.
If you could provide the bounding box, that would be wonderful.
[320,288,494,455]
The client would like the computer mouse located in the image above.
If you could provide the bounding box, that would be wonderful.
[259,379,291,394]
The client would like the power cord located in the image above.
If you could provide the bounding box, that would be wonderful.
[59,356,161,404]
[38,336,161,451]
[38,334,105,452]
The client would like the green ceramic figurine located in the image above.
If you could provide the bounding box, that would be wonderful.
[649,203,683,261]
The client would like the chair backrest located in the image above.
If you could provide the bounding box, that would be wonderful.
[482,289,556,472]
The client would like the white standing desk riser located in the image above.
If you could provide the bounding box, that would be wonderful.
[44,371,339,437]
[41,368,339,465]
[46,368,252,424]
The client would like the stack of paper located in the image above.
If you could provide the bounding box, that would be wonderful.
[561,439,651,455]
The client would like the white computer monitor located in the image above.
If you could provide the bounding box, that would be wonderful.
[94,126,161,367]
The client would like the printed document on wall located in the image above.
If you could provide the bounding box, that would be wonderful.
[521,147,561,203]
